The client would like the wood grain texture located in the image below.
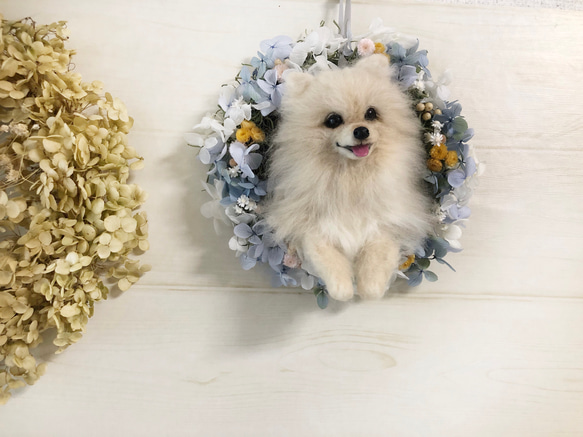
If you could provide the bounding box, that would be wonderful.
[1,0,582,435]
[3,287,583,436]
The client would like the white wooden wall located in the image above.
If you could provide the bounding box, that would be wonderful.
[1,1,582,436]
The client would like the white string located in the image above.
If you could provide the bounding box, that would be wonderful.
[338,0,352,39]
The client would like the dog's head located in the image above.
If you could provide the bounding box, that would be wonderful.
[280,54,413,161]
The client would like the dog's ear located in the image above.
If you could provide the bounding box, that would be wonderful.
[355,53,391,76]
[282,71,314,97]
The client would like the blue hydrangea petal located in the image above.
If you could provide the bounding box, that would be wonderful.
[240,254,257,270]
[234,223,253,239]
[447,169,467,188]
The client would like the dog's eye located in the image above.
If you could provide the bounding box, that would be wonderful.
[365,107,377,121]
[324,113,343,129]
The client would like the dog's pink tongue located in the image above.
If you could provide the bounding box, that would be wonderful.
[352,144,370,157]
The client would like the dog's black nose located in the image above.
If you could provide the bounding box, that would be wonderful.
[353,126,369,140]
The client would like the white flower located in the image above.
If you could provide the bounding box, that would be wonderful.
[437,223,463,250]
[425,71,452,107]
[227,165,241,178]
[289,27,346,65]
[228,235,248,256]
[237,194,250,208]
[186,116,225,145]
[195,135,226,165]
[426,131,444,146]
[431,120,444,131]
[186,115,236,147]
[225,204,255,225]
[307,54,338,73]
[452,185,473,205]
[236,194,257,212]
[279,59,302,82]
[440,193,458,211]
[219,86,252,125]
[413,79,425,92]
[361,18,416,48]
[228,98,251,125]
[200,179,230,234]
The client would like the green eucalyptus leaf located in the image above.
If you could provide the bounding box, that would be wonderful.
[416,257,431,270]
[316,290,329,309]
[452,117,468,140]
[424,270,438,282]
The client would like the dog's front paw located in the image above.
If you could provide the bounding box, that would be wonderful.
[326,278,354,302]
[357,273,390,300]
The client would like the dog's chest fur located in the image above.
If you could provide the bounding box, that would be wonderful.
[268,153,410,259]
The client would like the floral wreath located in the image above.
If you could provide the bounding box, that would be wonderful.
[188,18,480,309]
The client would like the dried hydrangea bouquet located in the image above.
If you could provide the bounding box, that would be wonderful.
[0,16,149,403]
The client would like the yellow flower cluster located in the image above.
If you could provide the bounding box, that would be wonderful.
[236,120,265,144]
[373,42,390,60]
[0,16,149,404]
[374,42,386,54]
[399,254,415,271]
[427,144,458,172]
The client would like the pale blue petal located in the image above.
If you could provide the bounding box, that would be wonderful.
[234,223,252,239]
[240,254,257,270]
[246,153,263,170]
[447,169,466,188]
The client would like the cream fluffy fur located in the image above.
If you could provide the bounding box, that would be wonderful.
[265,54,434,301]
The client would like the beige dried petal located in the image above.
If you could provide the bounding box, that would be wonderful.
[38,231,52,246]
[0,271,13,286]
[0,307,15,319]
[76,240,89,254]
[42,138,61,153]
[120,216,137,233]
[98,233,111,245]
[79,256,91,267]
[12,301,28,314]
[21,307,34,322]
[61,236,76,246]
[39,159,58,178]
[104,215,121,232]
[109,237,123,253]
[117,278,132,291]
[97,245,110,259]
[55,259,70,275]
[91,198,105,214]
[129,160,145,170]
[0,81,14,92]
[24,143,41,162]
[81,225,96,241]
[2,58,19,77]
[6,201,21,219]
[60,304,80,318]
[9,89,26,99]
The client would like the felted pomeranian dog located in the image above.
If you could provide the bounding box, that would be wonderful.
[266,54,434,301]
